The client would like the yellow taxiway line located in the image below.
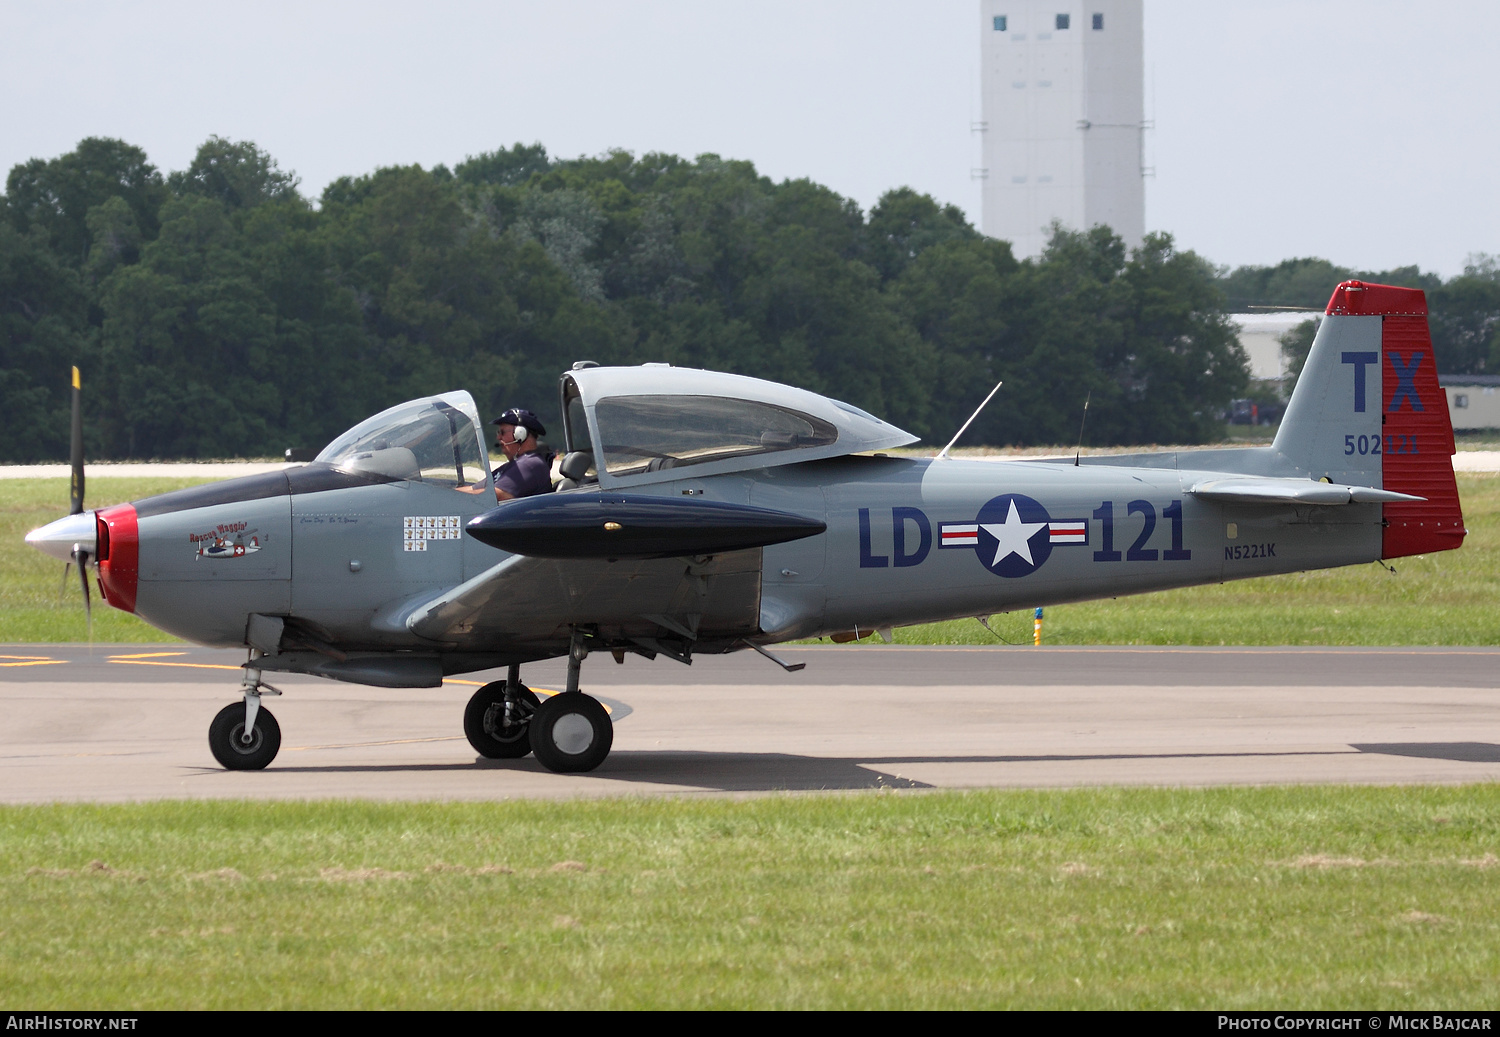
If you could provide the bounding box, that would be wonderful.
[108,652,241,671]
[0,657,67,667]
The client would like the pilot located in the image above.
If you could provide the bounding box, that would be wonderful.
[490,407,555,501]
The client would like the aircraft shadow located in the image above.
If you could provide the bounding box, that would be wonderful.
[1351,742,1500,763]
[248,753,933,790]
[242,742,1500,792]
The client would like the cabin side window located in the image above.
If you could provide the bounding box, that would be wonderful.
[592,394,838,476]
[562,379,594,455]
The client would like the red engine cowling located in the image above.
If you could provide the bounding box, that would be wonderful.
[95,503,139,613]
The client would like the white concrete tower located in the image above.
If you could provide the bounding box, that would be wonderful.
[978,1,1145,259]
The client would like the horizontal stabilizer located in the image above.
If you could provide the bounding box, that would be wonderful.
[1187,477,1424,506]
[467,493,826,559]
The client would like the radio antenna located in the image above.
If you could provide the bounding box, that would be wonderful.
[1073,390,1091,467]
[936,379,1003,461]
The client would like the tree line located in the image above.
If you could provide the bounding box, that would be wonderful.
[1222,255,1500,388]
[2,135,1486,462]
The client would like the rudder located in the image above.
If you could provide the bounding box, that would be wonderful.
[1272,280,1464,559]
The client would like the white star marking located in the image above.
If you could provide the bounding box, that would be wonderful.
[979,499,1048,568]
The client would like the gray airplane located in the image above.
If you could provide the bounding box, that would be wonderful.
[26,281,1466,774]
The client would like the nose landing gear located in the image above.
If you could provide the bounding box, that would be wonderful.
[208,663,283,770]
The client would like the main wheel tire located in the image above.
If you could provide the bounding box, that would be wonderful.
[208,702,281,770]
[464,681,541,759]
[529,693,613,773]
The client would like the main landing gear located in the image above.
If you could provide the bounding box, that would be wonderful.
[464,633,613,773]
[463,664,541,759]
[205,636,614,774]
[208,658,283,770]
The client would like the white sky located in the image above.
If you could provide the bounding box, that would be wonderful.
[3,1,1497,277]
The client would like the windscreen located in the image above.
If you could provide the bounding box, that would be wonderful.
[317,397,489,488]
[593,394,838,476]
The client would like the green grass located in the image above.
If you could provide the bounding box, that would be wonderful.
[4,474,1498,646]
[2,789,1499,1008]
[0,477,212,642]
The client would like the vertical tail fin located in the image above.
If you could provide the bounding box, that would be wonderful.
[1272,281,1464,559]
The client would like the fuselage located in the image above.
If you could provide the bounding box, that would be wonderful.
[28,289,1468,681]
[20,283,1468,775]
[67,450,1382,662]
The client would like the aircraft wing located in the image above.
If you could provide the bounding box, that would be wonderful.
[400,553,542,643]
[1186,477,1424,506]
[397,549,764,648]
[390,493,827,647]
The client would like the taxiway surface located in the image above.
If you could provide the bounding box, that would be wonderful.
[3,644,1499,801]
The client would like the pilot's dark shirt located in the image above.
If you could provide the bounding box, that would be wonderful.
[494,449,553,498]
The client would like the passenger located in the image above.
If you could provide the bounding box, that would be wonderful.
[490,407,554,501]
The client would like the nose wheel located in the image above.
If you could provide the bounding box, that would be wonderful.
[208,701,281,770]
[209,655,283,770]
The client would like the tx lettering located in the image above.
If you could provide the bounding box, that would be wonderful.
[1341,350,1378,412]
[1388,351,1425,412]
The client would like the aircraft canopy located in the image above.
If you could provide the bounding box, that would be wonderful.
[317,391,490,488]
[561,365,919,487]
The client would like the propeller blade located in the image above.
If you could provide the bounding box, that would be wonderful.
[73,546,92,644]
[59,561,71,601]
[69,366,84,515]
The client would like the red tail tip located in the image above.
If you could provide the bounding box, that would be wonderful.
[1325,280,1427,317]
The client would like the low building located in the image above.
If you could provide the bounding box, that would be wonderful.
[1440,375,1500,431]
[1229,311,1315,382]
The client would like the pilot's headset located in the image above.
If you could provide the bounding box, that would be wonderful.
[494,408,546,447]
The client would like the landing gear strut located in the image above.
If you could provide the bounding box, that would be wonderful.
[208,658,283,770]
[526,631,614,773]
[464,664,540,758]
